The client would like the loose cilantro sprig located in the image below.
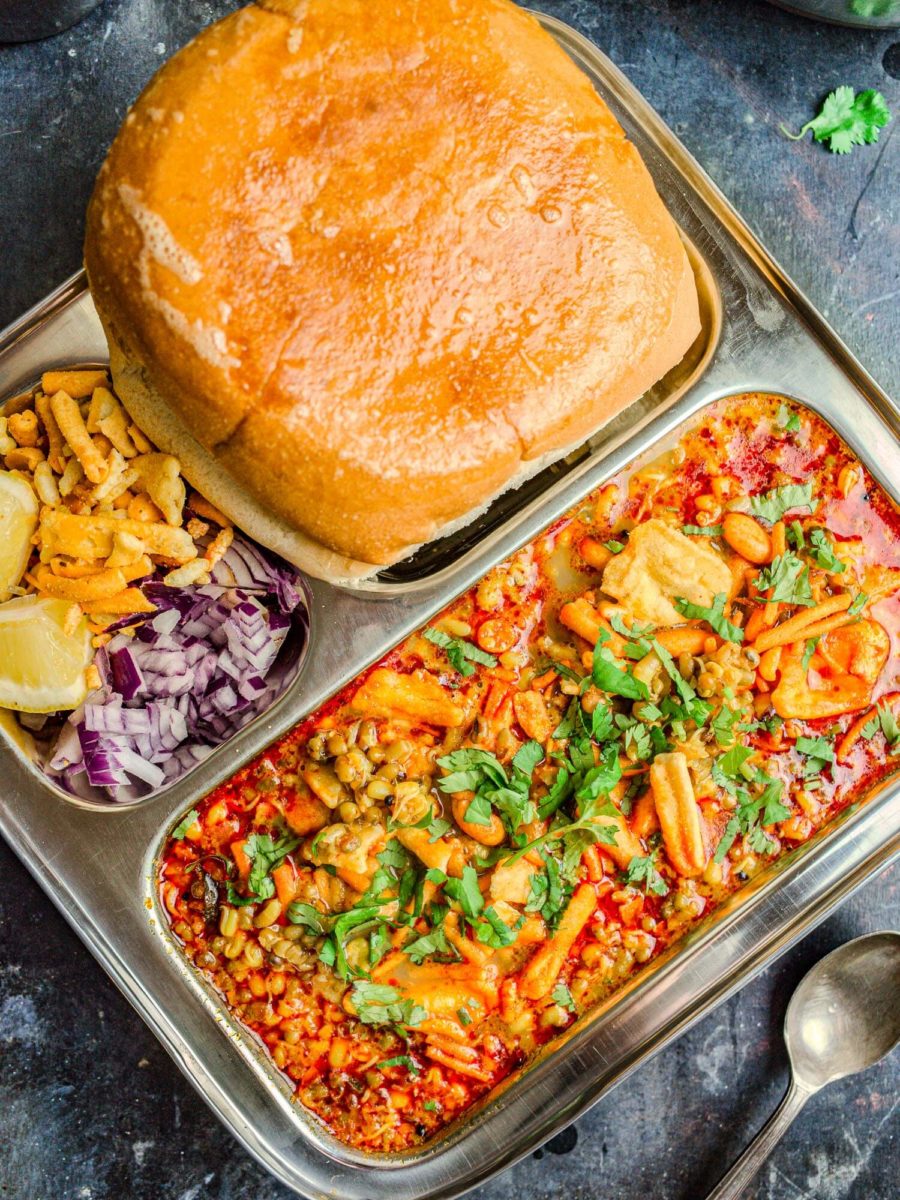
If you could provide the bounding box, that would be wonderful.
[424,627,497,677]
[806,528,846,574]
[782,86,891,155]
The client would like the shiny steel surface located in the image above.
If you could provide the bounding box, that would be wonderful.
[706,931,900,1200]
[0,14,898,1200]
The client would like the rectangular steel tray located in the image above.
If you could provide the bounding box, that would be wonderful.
[1,12,898,1199]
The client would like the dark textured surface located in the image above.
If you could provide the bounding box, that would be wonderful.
[0,2,898,1199]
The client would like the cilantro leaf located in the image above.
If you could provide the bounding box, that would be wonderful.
[876,703,900,751]
[286,901,326,934]
[776,403,801,433]
[712,744,755,794]
[683,524,723,537]
[444,866,484,920]
[783,86,891,155]
[807,528,846,574]
[622,854,668,896]
[350,981,427,1027]
[750,483,817,524]
[424,627,497,677]
[474,905,522,948]
[801,637,820,673]
[592,637,649,701]
[525,850,570,929]
[242,833,300,903]
[711,704,739,747]
[171,808,200,840]
[604,539,625,554]
[512,739,545,778]
[674,593,744,643]
[754,553,814,606]
[403,925,455,965]
[376,1054,420,1076]
[551,981,577,1013]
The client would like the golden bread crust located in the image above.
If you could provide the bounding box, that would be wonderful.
[85,0,700,568]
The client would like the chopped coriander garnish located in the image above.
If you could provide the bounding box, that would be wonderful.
[622,854,668,896]
[424,627,497,677]
[238,832,300,903]
[674,593,744,643]
[376,1054,420,1076]
[683,524,723,537]
[801,637,820,672]
[604,539,625,554]
[423,1100,438,1112]
[787,520,805,550]
[286,901,326,934]
[350,982,427,1027]
[550,981,577,1013]
[592,634,649,701]
[171,808,199,839]
[437,742,543,835]
[754,553,814,606]
[750,482,817,525]
[776,403,801,433]
[848,592,868,617]
[807,528,846,574]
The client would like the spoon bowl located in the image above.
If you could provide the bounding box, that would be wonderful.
[786,930,900,1090]
[707,930,900,1200]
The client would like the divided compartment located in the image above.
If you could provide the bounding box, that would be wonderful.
[149,388,900,1166]
[0,368,313,810]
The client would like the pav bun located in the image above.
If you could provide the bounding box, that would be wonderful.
[85,0,700,582]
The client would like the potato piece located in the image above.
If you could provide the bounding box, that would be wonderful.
[489,856,535,906]
[601,518,732,626]
[352,667,465,727]
[512,690,554,742]
[284,788,330,836]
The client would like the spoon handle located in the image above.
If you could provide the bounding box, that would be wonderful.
[705,1079,813,1200]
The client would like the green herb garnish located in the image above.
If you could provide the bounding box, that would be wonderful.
[782,86,891,155]
[551,981,577,1013]
[424,627,497,677]
[754,553,814,607]
[682,524,723,537]
[674,593,744,643]
[171,808,200,840]
[776,404,801,433]
[622,854,668,896]
[350,982,427,1027]
[750,482,817,524]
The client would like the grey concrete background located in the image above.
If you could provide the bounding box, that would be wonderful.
[0,1,897,1198]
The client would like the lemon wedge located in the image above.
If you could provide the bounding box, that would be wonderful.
[0,595,94,713]
[0,470,38,600]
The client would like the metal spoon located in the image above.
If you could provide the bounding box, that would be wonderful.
[706,929,900,1200]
